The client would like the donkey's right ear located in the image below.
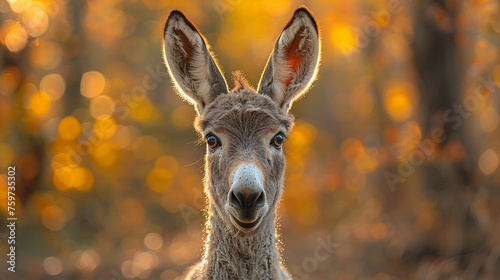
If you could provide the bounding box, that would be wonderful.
[163,10,228,114]
[257,7,320,112]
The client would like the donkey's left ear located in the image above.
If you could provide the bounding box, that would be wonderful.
[257,7,321,111]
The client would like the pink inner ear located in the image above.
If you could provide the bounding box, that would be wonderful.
[283,26,305,87]
[175,29,194,62]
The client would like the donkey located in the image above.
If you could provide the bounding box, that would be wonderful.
[162,6,320,279]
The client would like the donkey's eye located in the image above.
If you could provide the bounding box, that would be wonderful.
[206,134,219,149]
[272,133,285,149]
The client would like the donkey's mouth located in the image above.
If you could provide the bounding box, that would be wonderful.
[231,214,261,229]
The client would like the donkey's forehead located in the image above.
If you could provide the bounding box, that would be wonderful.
[196,89,294,133]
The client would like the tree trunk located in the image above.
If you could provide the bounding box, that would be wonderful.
[412,0,489,276]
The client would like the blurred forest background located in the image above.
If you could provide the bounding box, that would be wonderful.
[0,0,500,279]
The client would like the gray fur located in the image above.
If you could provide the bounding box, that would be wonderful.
[162,7,321,280]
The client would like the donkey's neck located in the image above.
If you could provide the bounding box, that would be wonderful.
[200,207,283,279]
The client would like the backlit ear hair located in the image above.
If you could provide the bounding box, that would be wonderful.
[163,10,228,114]
[257,7,321,111]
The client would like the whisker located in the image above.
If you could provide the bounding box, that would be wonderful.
[184,157,204,167]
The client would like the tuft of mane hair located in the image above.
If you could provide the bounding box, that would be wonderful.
[231,70,254,93]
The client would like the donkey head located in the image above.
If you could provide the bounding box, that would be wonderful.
[163,7,320,234]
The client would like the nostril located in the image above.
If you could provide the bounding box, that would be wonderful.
[254,191,265,209]
[229,190,242,208]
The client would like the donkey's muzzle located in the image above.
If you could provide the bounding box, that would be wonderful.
[227,162,266,223]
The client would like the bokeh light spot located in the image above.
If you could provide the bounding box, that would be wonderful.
[91,141,117,168]
[384,85,413,122]
[331,24,356,53]
[40,73,66,101]
[341,138,364,163]
[53,166,72,191]
[93,114,117,139]
[109,125,131,149]
[81,71,106,98]
[480,107,499,133]
[147,168,173,193]
[30,41,63,69]
[41,205,67,231]
[71,249,101,273]
[155,155,179,175]
[53,164,94,191]
[288,122,317,155]
[144,232,163,251]
[479,149,499,175]
[5,21,28,52]
[73,166,94,191]
[23,5,49,37]
[161,270,179,280]
[43,256,63,276]
[58,116,81,141]
[90,95,115,118]
[129,98,153,122]
[0,66,22,94]
[29,91,51,117]
[371,222,387,239]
